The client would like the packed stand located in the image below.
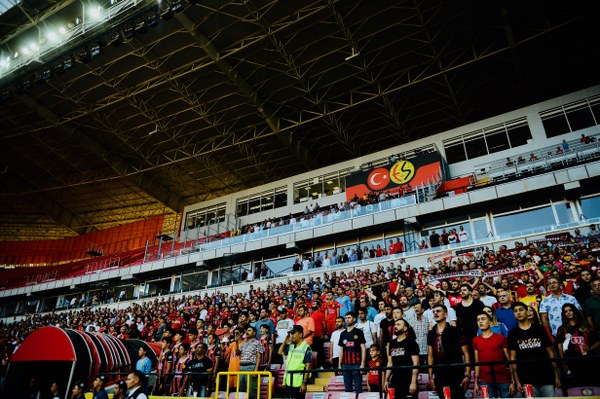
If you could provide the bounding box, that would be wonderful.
[1,228,600,398]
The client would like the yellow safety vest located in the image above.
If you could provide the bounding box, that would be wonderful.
[284,340,310,387]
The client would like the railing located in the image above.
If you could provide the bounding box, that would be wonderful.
[193,194,419,252]
[475,132,600,184]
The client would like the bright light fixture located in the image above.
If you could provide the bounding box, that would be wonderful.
[47,31,58,42]
[59,27,67,34]
[29,43,38,51]
[21,47,30,55]
[88,5,102,20]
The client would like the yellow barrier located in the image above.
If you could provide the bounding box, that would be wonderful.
[214,371,273,399]
[84,371,273,399]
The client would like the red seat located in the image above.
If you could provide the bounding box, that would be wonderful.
[328,393,357,399]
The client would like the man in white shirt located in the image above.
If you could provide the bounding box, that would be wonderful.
[423,294,457,329]
[329,317,344,371]
[356,308,377,350]
[458,225,469,242]
[274,307,295,364]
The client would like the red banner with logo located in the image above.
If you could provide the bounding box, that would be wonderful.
[344,152,443,201]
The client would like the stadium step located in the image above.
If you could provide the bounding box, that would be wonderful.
[318,371,335,378]
[306,384,327,392]
[314,377,331,386]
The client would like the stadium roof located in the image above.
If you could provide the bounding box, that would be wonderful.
[0,1,598,241]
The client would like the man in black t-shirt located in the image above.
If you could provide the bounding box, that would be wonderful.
[508,302,559,398]
[186,343,214,397]
[454,284,485,346]
[379,304,395,357]
[385,319,419,399]
[427,304,470,399]
[338,311,366,394]
[429,230,441,247]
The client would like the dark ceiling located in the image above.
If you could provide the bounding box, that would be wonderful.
[0,0,598,241]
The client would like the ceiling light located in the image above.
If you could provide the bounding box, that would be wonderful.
[90,43,101,57]
[21,47,30,55]
[88,5,102,20]
[47,31,58,42]
[13,51,18,58]
[59,27,67,34]
[29,43,38,51]
[63,58,73,70]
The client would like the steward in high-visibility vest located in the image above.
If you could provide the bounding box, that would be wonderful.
[279,325,313,399]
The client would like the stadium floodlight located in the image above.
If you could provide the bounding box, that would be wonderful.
[88,5,103,21]
[47,31,59,42]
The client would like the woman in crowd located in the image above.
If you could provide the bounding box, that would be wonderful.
[556,304,599,387]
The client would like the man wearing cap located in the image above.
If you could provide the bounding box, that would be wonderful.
[112,381,127,399]
[92,375,108,399]
[71,382,85,399]
[280,325,313,399]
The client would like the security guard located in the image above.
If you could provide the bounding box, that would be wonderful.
[280,325,312,399]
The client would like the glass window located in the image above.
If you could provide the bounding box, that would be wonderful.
[338,174,346,194]
[181,272,208,292]
[444,142,467,163]
[554,203,574,224]
[323,173,338,197]
[566,107,595,132]
[217,208,226,223]
[265,255,296,275]
[206,211,216,225]
[507,124,532,147]
[248,197,261,214]
[485,130,510,154]
[472,219,488,240]
[464,136,487,159]
[580,196,600,219]
[187,214,197,229]
[542,114,570,138]
[590,102,600,123]
[294,181,309,203]
[494,206,555,235]
[309,177,322,200]
[274,190,287,208]
[261,194,274,211]
[237,200,248,217]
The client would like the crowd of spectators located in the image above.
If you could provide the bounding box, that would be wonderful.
[199,189,414,242]
[1,227,600,397]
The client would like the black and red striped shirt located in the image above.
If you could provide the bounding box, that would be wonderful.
[338,327,366,365]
